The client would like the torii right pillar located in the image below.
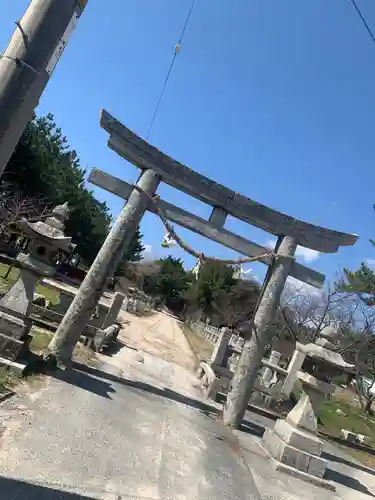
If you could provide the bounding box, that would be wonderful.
[223,236,296,427]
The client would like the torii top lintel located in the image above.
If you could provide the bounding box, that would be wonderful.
[100,109,358,254]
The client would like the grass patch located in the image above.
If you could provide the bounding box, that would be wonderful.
[29,327,98,366]
[0,262,18,283]
[317,394,375,468]
[0,262,60,306]
[0,366,20,395]
[318,396,375,446]
[35,284,60,306]
[29,327,53,353]
[181,323,214,361]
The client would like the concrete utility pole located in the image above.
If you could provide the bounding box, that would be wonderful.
[47,169,160,365]
[0,0,88,178]
[222,236,297,428]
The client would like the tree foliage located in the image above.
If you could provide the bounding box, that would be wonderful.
[212,278,260,330]
[342,263,375,306]
[184,261,235,318]
[3,113,143,266]
[341,208,375,305]
[142,256,189,311]
[182,261,260,329]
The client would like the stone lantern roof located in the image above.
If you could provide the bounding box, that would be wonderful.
[18,202,72,253]
[298,325,355,372]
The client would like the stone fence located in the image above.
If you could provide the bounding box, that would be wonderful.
[194,323,299,407]
[122,288,154,315]
[188,320,244,351]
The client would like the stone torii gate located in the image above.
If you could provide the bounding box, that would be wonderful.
[47,109,358,427]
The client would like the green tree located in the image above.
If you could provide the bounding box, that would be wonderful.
[115,227,145,277]
[341,206,375,304]
[3,113,143,266]
[184,261,235,320]
[142,256,189,311]
[214,278,260,329]
[342,263,375,305]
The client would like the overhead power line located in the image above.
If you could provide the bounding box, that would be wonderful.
[349,0,375,45]
[146,0,196,140]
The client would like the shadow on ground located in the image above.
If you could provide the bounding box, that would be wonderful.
[0,474,94,499]
[40,361,375,498]
[325,468,375,497]
[323,450,375,477]
[101,339,138,357]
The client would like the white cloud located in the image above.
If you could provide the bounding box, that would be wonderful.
[365,259,375,268]
[266,240,320,264]
[141,244,154,262]
[295,246,320,263]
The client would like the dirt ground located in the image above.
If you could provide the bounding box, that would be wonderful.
[97,310,203,401]
[116,310,198,371]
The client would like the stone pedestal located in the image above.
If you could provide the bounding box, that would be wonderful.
[0,266,39,360]
[262,392,335,490]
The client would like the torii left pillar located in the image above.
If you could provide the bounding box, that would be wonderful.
[46,169,160,366]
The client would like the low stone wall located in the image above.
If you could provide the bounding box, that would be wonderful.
[122,295,154,314]
[188,320,243,350]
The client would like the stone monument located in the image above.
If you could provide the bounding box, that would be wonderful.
[0,203,73,361]
[262,326,354,490]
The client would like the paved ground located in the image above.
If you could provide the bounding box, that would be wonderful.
[1,310,375,499]
[0,311,260,499]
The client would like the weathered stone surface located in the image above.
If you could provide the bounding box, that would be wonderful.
[261,350,281,386]
[273,419,323,456]
[0,333,25,360]
[299,342,354,370]
[263,427,327,478]
[0,268,37,317]
[102,292,124,329]
[48,169,160,363]
[308,456,327,478]
[0,311,28,340]
[281,347,306,397]
[101,110,358,253]
[286,392,317,432]
[88,168,326,289]
[93,323,120,352]
[273,461,336,491]
[223,236,297,427]
[210,327,231,368]
[0,203,73,361]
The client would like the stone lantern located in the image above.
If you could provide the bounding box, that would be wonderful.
[263,326,354,489]
[0,203,73,361]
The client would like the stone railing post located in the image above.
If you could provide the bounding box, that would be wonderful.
[102,292,125,329]
[210,327,232,368]
[281,344,306,398]
[261,350,281,386]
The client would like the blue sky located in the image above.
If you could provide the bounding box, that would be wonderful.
[1,0,375,285]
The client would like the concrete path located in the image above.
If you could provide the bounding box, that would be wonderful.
[0,311,260,500]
